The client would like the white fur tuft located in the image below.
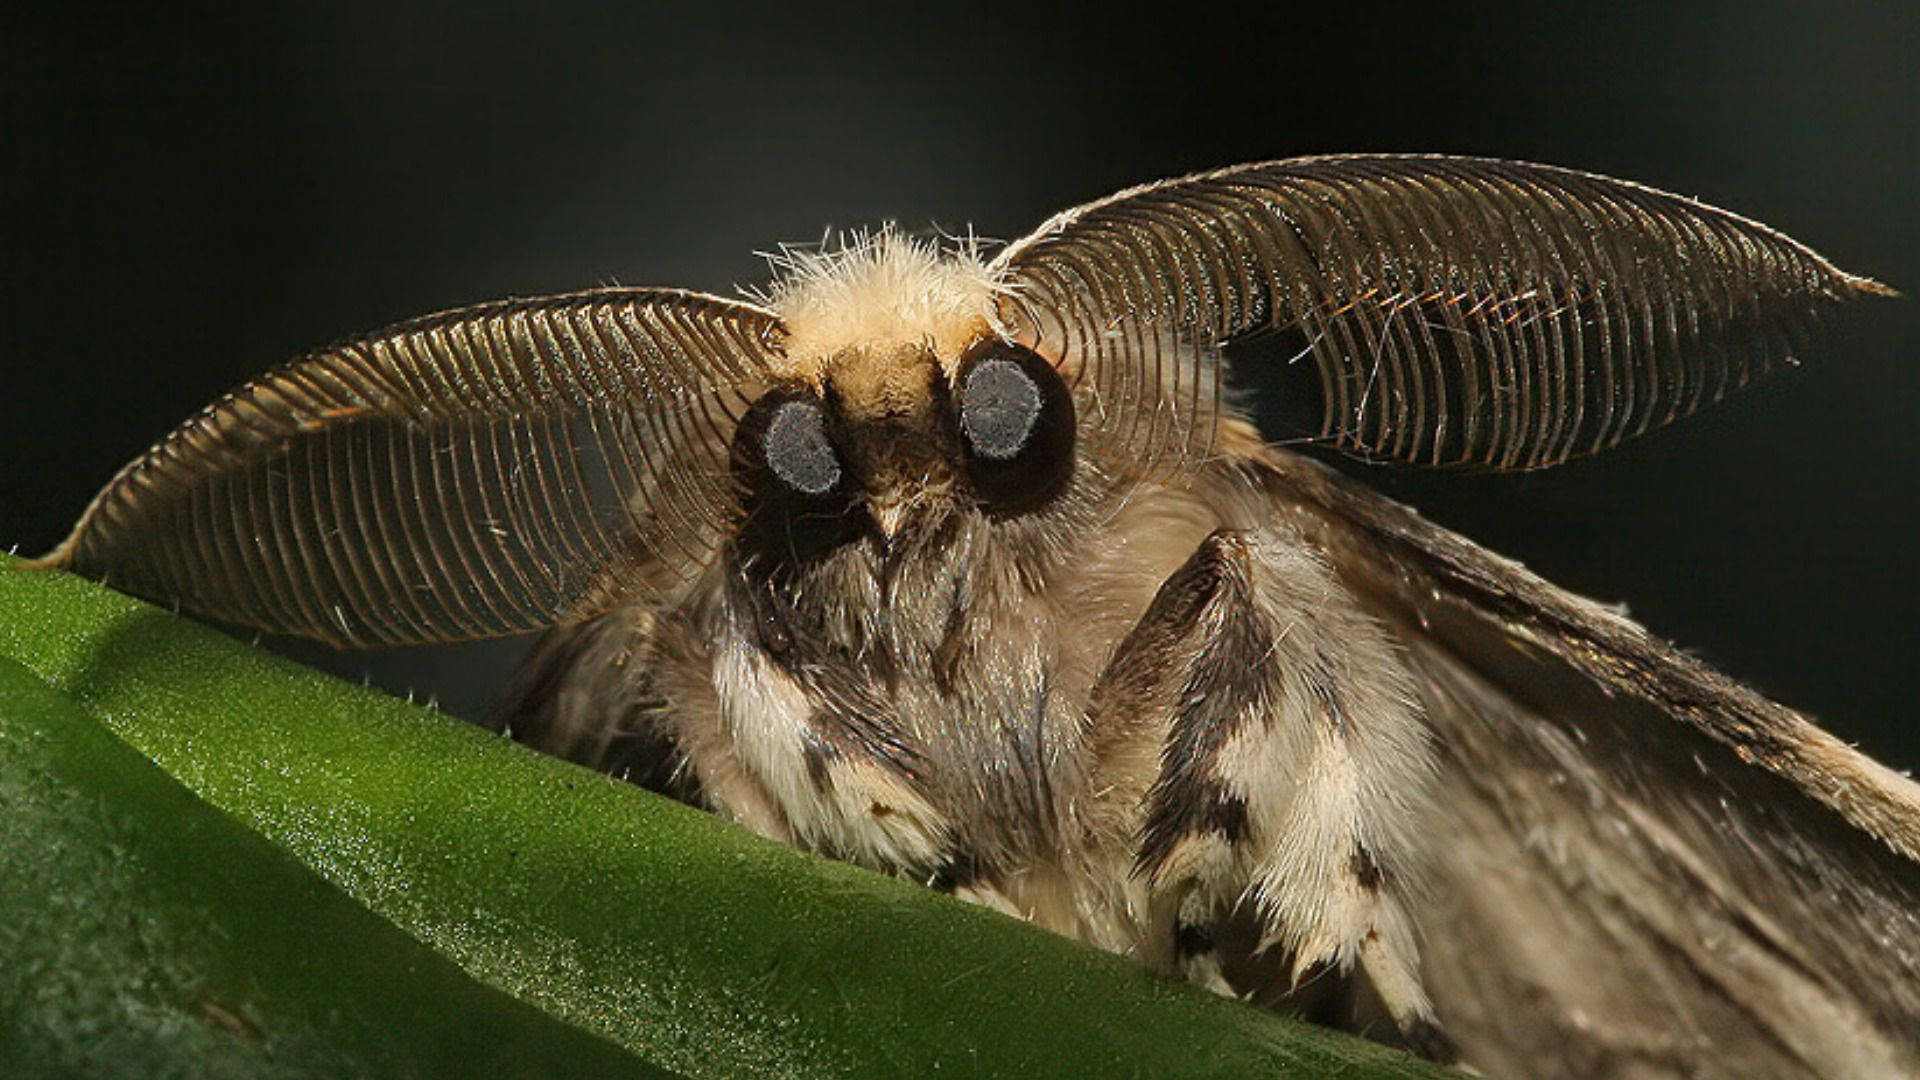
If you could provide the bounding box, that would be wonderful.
[754,227,1005,381]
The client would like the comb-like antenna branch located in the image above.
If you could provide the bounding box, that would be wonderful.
[997,154,1891,471]
[32,289,783,646]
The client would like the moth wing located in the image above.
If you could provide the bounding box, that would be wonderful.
[32,289,782,646]
[1266,449,1920,1078]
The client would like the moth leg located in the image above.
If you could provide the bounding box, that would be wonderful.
[495,606,689,794]
[495,603,797,844]
[1089,527,1444,1053]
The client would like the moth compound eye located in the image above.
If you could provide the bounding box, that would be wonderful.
[960,358,1042,460]
[954,339,1074,511]
[731,388,857,567]
[764,399,841,495]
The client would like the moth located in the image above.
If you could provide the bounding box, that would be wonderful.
[36,155,1920,1077]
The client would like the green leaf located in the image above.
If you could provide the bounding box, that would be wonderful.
[0,654,663,1079]
[0,555,1446,1078]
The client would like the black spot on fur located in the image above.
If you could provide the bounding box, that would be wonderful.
[1350,843,1386,892]
[1174,922,1217,959]
[727,562,796,661]
[1308,657,1349,736]
[1401,1018,1460,1065]
[1215,794,1251,840]
[801,733,839,792]
[930,850,983,892]
[1138,783,1251,879]
[930,563,972,698]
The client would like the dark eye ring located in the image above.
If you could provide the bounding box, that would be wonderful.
[954,339,1074,510]
[730,387,858,568]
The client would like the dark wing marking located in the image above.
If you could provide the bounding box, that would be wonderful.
[996,155,1891,471]
[1265,449,1920,1077]
[33,289,782,645]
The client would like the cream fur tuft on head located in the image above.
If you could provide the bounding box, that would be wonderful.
[755,226,1006,384]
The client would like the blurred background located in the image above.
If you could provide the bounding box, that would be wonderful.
[4,3,1915,768]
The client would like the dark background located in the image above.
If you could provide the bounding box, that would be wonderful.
[5,4,1915,768]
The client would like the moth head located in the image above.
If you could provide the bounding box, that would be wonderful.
[736,233,1079,563]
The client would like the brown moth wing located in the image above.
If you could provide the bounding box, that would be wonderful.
[1260,447,1920,1078]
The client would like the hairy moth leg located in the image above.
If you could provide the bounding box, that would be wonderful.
[495,604,799,844]
[497,609,681,787]
[1090,527,1444,1051]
